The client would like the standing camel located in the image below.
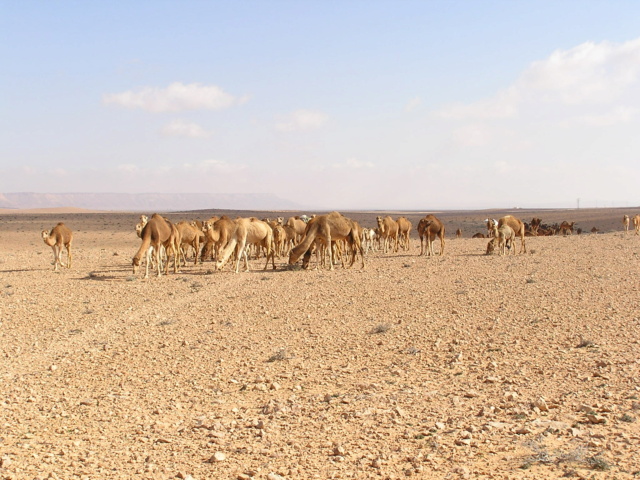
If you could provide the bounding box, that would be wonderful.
[42,223,73,271]
[132,214,180,278]
[417,215,445,256]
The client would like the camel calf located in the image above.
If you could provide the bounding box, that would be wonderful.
[42,223,73,271]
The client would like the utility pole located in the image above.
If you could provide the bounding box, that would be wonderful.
[577,198,580,210]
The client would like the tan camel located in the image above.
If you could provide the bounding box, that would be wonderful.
[497,215,526,253]
[202,216,235,263]
[455,228,462,238]
[42,223,73,271]
[396,216,412,251]
[376,216,399,253]
[176,221,201,265]
[559,221,576,235]
[132,214,180,278]
[623,215,630,234]
[286,216,307,243]
[634,215,640,235]
[216,217,276,273]
[417,215,445,256]
[289,212,364,270]
[486,224,516,255]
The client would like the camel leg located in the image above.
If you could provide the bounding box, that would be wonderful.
[440,235,445,256]
[66,244,72,268]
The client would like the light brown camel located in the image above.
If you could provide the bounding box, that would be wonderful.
[216,217,276,273]
[497,215,526,253]
[455,228,462,238]
[396,216,412,251]
[623,215,630,234]
[176,221,201,265]
[376,215,399,253]
[132,214,180,278]
[634,215,640,235]
[289,212,365,270]
[417,215,445,256]
[559,221,576,235]
[286,216,307,243]
[486,224,516,255]
[201,216,232,262]
[42,223,73,271]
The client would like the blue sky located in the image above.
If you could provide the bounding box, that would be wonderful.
[2,1,640,209]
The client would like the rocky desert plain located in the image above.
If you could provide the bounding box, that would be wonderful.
[1,207,639,480]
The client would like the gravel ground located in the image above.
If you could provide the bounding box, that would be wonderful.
[1,209,639,480]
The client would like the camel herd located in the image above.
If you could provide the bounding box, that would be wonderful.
[40,213,640,274]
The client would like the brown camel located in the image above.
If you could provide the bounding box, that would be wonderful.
[376,216,399,253]
[497,215,526,253]
[417,215,445,256]
[396,216,412,251]
[216,217,276,273]
[42,223,73,271]
[132,214,180,278]
[289,212,364,270]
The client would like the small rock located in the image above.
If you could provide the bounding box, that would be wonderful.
[333,445,346,456]
[267,474,286,480]
[207,452,226,463]
[533,397,549,412]
[587,414,606,424]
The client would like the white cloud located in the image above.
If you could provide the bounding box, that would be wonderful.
[404,96,422,112]
[103,82,241,112]
[436,38,640,123]
[275,109,328,132]
[161,119,212,138]
[331,158,374,169]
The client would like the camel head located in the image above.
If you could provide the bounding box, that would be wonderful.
[486,239,496,255]
[132,256,141,274]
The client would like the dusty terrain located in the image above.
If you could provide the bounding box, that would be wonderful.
[1,208,639,480]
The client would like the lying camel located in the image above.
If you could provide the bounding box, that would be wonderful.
[376,216,399,253]
[289,212,364,270]
[417,215,445,256]
[216,217,276,273]
[42,223,73,271]
[132,214,180,278]
[497,215,526,253]
[559,221,576,235]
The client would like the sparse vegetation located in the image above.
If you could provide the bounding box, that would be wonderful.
[370,323,391,334]
[577,336,595,348]
[267,348,290,362]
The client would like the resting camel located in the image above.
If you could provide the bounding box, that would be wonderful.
[132,214,180,278]
[396,216,412,251]
[559,221,576,235]
[623,215,630,234]
[216,217,276,273]
[289,212,365,270]
[42,223,73,271]
[376,216,399,253]
[634,215,640,235]
[486,224,516,255]
[417,215,445,256]
[497,215,526,253]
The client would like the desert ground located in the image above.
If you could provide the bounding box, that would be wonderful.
[1,207,639,480]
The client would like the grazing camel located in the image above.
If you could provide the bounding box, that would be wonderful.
[417,215,445,256]
[634,215,640,235]
[132,214,180,278]
[623,215,630,234]
[376,216,399,253]
[216,218,276,273]
[42,223,73,271]
[497,215,526,253]
[396,216,412,251]
[486,224,516,255]
[201,216,233,262]
[289,212,364,270]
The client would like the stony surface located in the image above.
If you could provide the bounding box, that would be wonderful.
[0,208,639,480]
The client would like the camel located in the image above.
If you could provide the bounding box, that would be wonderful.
[289,212,364,270]
[486,224,515,255]
[530,218,542,236]
[361,227,377,254]
[176,221,201,265]
[497,215,526,253]
[634,215,640,235]
[376,216,399,253]
[201,216,233,262]
[623,215,630,234]
[417,215,445,256]
[216,217,276,273]
[286,216,307,243]
[455,228,462,239]
[132,214,180,278]
[472,232,486,238]
[396,217,412,251]
[42,223,73,271]
[484,218,498,237]
[559,221,576,235]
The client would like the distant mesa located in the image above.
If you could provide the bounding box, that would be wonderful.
[0,192,303,212]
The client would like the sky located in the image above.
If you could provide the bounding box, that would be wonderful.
[2,1,640,210]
